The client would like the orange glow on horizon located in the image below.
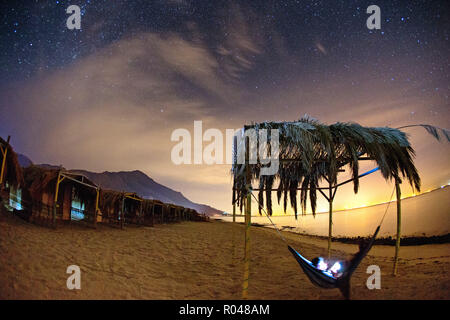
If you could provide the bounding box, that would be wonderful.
[251,185,450,216]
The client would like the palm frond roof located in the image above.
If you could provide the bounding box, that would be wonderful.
[232,117,421,217]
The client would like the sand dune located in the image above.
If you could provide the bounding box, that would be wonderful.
[0,208,449,300]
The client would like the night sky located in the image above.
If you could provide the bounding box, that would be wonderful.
[1,0,449,213]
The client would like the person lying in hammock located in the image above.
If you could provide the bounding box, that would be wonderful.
[311,238,372,278]
[311,257,344,278]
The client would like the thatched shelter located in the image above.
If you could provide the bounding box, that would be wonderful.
[192,211,209,222]
[232,118,421,217]
[166,204,183,222]
[23,166,99,227]
[152,199,165,224]
[0,136,24,194]
[232,117,431,298]
[187,208,200,221]
[99,190,143,228]
[141,199,165,226]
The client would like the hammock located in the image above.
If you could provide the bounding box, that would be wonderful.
[248,169,393,299]
[287,225,380,299]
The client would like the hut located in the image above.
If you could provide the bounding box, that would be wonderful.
[191,211,209,222]
[181,208,202,221]
[153,200,165,224]
[23,166,99,228]
[99,190,143,228]
[186,208,195,221]
[179,207,191,221]
[187,208,199,221]
[141,199,165,226]
[0,136,24,209]
[166,204,183,222]
[159,203,170,223]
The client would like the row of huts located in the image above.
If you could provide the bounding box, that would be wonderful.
[0,136,208,228]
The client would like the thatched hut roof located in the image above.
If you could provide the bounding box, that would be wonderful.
[142,198,164,212]
[99,190,122,213]
[23,166,59,198]
[99,190,142,214]
[232,117,421,217]
[0,136,24,187]
[23,166,98,206]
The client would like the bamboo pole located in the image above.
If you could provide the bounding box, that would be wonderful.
[242,136,251,299]
[232,135,237,224]
[232,202,236,223]
[242,194,251,299]
[0,136,10,188]
[393,179,402,275]
[53,171,64,228]
[120,194,125,229]
[327,180,333,258]
[94,188,99,228]
[151,204,155,226]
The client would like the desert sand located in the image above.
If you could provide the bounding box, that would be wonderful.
[0,208,449,300]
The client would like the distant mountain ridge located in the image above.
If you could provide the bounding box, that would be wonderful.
[18,154,222,216]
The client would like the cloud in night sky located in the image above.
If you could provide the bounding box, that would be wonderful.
[0,1,449,213]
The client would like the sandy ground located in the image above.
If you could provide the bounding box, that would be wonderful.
[0,209,449,300]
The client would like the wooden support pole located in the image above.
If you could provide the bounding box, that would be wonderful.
[242,194,251,299]
[393,179,402,275]
[94,188,99,228]
[0,135,10,188]
[53,171,64,228]
[120,195,125,229]
[232,134,237,224]
[232,202,236,223]
[327,180,333,258]
[242,136,251,300]
[151,204,155,226]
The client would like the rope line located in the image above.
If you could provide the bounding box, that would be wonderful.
[248,189,288,244]
[248,182,397,246]
[378,185,396,227]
